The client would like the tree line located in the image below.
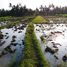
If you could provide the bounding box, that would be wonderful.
[0,3,34,17]
[39,4,67,16]
[0,3,67,17]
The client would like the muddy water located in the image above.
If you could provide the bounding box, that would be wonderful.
[0,24,26,67]
[34,24,67,67]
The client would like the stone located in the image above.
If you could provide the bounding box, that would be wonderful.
[45,46,58,54]
[62,54,67,62]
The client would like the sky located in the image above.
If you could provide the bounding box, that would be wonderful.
[0,0,67,10]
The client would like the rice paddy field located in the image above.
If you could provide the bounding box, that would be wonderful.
[0,16,67,67]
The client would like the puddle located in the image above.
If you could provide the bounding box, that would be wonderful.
[34,24,67,67]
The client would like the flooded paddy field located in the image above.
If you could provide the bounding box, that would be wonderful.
[0,23,27,67]
[48,17,67,23]
[34,23,67,67]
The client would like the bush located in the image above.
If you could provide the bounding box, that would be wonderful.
[32,16,48,24]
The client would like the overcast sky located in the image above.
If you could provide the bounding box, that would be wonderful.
[0,0,67,10]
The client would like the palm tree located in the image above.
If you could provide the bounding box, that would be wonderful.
[9,3,12,8]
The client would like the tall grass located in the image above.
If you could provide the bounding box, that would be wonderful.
[32,16,48,24]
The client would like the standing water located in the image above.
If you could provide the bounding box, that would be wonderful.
[0,23,26,67]
[34,24,67,67]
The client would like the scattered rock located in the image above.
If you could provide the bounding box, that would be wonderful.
[40,36,45,42]
[0,41,5,46]
[53,45,58,48]
[6,36,9,39]
[54,55,58,59]
[39,25,41,27]
[51,32,55,34]
[0,33,4,39]
[55,31,62,34]
[11,39,16,42]
[10,43,17,46]
[5,45,16,53]
[18,31,22,33]
[6,33,8,34]
[12,35,16,38]
[36,29,40,31]
[52,42,61,46]
[14,29,17,31]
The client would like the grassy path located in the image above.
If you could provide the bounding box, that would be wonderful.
[19,23,49,67]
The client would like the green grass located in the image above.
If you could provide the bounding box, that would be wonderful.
[0,26,5,29]
[0,16,35,22]
[56,14,67,17]
[6,21,20,28]
[0,21,20,29]
[0,16,12,21]
[0,16,24,21]
[0,16,35,29]
[19,23,49,67]
[32,16,48,23]
[61,14,67,17]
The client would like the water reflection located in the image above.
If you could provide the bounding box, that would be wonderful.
[34,24,67,67]
[0,23,26,67]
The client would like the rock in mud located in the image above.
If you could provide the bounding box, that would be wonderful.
[12,35,16,38]
[0,41,5,46]
[11,39,16,42]
[53,45,58,48]
[45,46,58,54]
[5,45,16,53]
[62,54,67,62]
[36,29,40,32]
[6,33,8,34]
[0,33,4,39]
[54,55,58,59]
[52,42,61,46]
[18,31,22,33]
[55,31,62,34]
[40,36,45,42]
[6,36,9,39]
[10,43,17,46]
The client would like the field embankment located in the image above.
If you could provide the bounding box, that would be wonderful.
[19,22,49,67]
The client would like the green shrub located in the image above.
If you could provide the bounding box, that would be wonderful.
[32,16,48,24]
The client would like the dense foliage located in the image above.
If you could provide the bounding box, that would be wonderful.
[1,3,67,17]
[39,4,67,16]
[0,3,34,17]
